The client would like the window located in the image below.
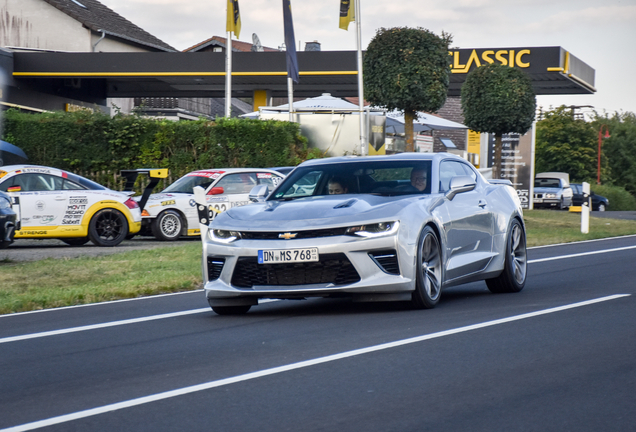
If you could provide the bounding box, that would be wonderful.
[439,161,472,193]
[215,173,258,194]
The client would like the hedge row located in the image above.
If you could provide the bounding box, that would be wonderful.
[1,109,315,181]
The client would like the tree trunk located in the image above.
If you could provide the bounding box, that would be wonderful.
[492,133,503,179]
[405,110,415,152]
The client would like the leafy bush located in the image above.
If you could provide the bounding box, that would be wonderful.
[592,184,636,211]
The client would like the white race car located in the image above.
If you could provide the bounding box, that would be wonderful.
[0,165,142,247]
[139,168,284,241]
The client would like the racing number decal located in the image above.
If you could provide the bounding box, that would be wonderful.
[208,203,228,220]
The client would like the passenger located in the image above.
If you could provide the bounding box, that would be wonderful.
[328,176,349,195]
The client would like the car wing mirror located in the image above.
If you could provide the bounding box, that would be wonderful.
[207,186,224,195]
[249,184,269,202]
[445,176,476,200]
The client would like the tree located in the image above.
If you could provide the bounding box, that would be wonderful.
[594,111,636,194]
[364,27,451,152]
[461,63,536,179]
[535,106,597,181]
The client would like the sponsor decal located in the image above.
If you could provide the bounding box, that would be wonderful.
[36,201,46,211]
[62,203,86,224]
[19,230,48,235]
[69,197,88,204]
[161,200,176,206]
[187,229,201,236]
[206,196,229,202]
[187,171,224,179]
[33,215,56,224]
[189,199,196,207]
[23,167,53,174]
[257,173,273,178]
[231,201,250,208]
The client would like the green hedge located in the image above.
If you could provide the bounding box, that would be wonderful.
[1,109,312,181]
[591,184,636,211]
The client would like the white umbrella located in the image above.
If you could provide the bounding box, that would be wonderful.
[384,110,467,133]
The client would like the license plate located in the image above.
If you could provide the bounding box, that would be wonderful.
[534,198,543,203]
[258,248,319,264]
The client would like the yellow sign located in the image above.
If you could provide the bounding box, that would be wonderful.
[467,130,481,154]
[368,143,386,156]
[449,49,530,73]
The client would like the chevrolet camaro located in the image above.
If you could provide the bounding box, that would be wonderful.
[196,153,527,315]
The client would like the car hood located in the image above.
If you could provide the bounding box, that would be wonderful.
[211,194,422,230]
[534,187,562,194]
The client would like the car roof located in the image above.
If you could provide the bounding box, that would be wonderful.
[297,152,462,168]
[186,168,283,175]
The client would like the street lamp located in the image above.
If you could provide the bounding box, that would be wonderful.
[597,124,610,184]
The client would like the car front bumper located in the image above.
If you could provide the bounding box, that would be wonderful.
[202,233,416,303]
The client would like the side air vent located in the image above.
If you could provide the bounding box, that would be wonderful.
[369,250,400,275]
[207,257,226,281]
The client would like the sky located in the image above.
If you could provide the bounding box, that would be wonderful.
[101,0,636,117]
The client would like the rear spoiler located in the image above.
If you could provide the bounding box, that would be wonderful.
[120,169,169,211]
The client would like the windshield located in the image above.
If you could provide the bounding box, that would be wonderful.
[162,172,221,194]
[271,160,432,200]
[534,178,562,188]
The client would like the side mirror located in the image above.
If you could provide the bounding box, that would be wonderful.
[249,184,269,202]
[445,176,476,200]
[207,186,224,195]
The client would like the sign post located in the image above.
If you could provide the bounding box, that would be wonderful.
[581,182,590,234]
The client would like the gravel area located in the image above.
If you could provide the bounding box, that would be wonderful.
[0,236,200,263]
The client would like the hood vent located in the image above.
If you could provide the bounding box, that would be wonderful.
[333,199,357,209]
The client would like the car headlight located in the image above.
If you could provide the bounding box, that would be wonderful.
[0,198,10,210]
[545,193,557,198]
[345,221,399,238]
[209,229,242,243]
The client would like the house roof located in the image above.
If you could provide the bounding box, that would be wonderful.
[42,0,176,52]
[184,36,279,53]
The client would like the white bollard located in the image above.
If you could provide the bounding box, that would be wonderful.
[581,182,590,234]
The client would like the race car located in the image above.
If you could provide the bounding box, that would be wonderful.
[138,168,284,241]
[0,165,143,247]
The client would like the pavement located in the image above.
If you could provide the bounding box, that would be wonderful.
[589,211,636,220]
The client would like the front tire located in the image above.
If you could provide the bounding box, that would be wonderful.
[597,203,606,212]
[88,208,128,247]
[152,210,183,241]
[486,218,527,293]
[411,226,443,309]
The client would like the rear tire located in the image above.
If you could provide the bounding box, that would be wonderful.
[152,210,183,241]
[486,218,527,293]
[411,226,443,309]
[597,203,606,212]
[212,305,251,315]
[61,237,90,246]
[88,208,128,247]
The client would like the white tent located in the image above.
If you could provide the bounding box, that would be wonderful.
[384,110,467,133]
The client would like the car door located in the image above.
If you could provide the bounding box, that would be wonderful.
[439,160,495,281]
[4,173,69,231]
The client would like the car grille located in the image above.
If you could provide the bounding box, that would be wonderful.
[231,253,361,288]
[369,250,400,275]
[207,257,225,281]
[239,228,348,240]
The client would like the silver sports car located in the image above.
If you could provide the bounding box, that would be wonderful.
[197,153,527,315]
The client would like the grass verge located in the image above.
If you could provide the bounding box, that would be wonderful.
[1,210,636,314]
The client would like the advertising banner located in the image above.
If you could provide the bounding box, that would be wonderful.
[497,127,535,209]
[415,134,434,153]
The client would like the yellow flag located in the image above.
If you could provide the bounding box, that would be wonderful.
[339,0,354,30]
[227,0,241,38]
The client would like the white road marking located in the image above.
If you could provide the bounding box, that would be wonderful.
[528,244,636,264]
[0,294,629,432]
[0,309,210,344]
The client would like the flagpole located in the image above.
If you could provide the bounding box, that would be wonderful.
[225,30,232,118]
[287,77,294,122]
[355,0,366,156]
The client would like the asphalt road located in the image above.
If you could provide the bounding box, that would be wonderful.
[1,235,635,431]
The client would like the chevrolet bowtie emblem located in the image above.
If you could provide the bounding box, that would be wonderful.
[279,232,297,239]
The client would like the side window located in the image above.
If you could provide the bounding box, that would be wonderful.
[62,179,86,190]
[459,163,477,181]
[215,173,258,194]
[439,161,468,193]
[256,173,283,189]
[1,173,62,192]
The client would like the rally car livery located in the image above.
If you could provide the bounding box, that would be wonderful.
[0,165,142,247]
[139,168,284,241]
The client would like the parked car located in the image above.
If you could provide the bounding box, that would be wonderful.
[0,165,142,246]
[197,153,527,315]
[139,168,285,241]
[533,172,573,210]
[0,190,17,249]
[570,183,609,211]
